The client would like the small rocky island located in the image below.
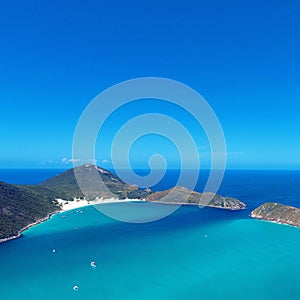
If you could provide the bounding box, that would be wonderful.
[146,186,246,210]
[251,202,300,228]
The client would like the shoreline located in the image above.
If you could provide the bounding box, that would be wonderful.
[148,201,246,210]
[0,198,245,244]
[251,215,300,229]
[0,210,60,244]
[0,198,144,244]
[56,197,144,212]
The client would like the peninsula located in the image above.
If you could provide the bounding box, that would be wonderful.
[146,186,246,210]
[0,165,246,242]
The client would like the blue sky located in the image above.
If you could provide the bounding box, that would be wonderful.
[0,0,299,169]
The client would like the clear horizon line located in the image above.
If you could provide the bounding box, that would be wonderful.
[1,167,300,171]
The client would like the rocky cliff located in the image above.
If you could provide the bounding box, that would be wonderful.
[251,202,300,227]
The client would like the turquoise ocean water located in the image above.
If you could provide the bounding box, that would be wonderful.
[1,170,300,300]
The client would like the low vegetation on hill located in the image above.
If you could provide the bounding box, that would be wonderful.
[39,165,150,200]
[0,165,150,240]
[0,182,59,239]
[146,186,246,210]
[251,202,300,227]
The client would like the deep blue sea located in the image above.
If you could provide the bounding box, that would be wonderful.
[1,169,300,300]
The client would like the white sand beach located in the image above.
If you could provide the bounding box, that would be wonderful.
[56,198,144,212]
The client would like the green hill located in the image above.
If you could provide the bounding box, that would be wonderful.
[0,182,60,240]
[251,202,300,227]
[0,165,150,241]
[39,164,150,200]
[146,186,246,210]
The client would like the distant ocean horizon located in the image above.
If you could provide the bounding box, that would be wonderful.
[1,168,300,210]
[1,169,300,299]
